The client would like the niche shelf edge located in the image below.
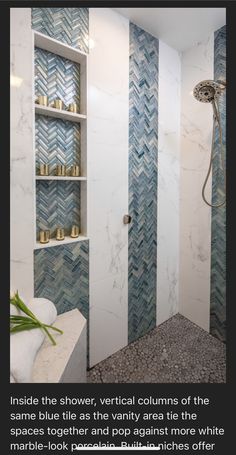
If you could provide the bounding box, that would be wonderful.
[35,104,86,123]
[34,30,88,64]
[36,176,87,181]
[34,235,89,250]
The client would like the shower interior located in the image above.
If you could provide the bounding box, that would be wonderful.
[10,8,226,382]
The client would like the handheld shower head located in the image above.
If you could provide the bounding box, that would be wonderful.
[193,79,225,103]
[192,79,226,208]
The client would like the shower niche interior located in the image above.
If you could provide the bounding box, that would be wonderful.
[33,31,88,248]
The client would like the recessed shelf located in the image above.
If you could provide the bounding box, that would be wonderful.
[35,104,86,123]
[36,176,87,181]
[34,235,89,250]
[34,30,88,65]
[33,29,88,246]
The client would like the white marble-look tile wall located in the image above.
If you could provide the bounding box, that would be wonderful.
[10,9,34,301]
[157,41,181,325]
[179,34,214,331]
[87,8,129,367]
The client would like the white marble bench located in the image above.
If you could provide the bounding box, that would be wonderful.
[32,309,87,383]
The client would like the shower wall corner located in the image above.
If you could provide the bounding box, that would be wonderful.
[156,39,181,327]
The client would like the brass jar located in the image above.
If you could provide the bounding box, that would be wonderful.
[68,103,78,113]
[56,164,66,176]
[36,95,48,106]
[39,230,50,244]
[71,165,80,177]
[53,99,63,110]
[56,228,65,241]
[39,163,49,176]
[71,225,79,238]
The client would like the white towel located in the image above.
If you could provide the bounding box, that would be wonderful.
[10,298,57,383]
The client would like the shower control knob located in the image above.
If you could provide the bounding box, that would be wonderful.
[123,214,132,225]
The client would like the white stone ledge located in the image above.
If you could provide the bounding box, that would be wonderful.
[32,309,87,383]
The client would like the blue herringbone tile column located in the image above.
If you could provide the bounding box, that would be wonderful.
[210,25,226,343]
[128,23,158,343]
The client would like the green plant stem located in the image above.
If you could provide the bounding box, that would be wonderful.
[43,324,63,334]
[41,326,56,345]
[11,317,63,335]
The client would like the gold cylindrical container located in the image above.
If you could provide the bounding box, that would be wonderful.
[56,228,65,241]
[71,225,79,238]
[53,99,63,110]
[39,230,50,244]
[39,163,49,176]
[68,103,78,113]
[71,165,80,177]
[36,95,48,106]
[56,164,66,176]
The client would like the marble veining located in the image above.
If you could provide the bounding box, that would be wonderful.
[157,40,181,325]
[10,8,34,300]
[179,33,214,332]
[88,8,129,367]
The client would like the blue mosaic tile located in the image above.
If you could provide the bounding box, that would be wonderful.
[35,114,80,175]
[210,25,226,343]
[34,48,81,238]
[35,47,80,111]
[34,241,89,319]
[36,180,80,239]
[32,7,89,53]
[33,8,89,324]
[128,23,158,343]
[34,47,81,174]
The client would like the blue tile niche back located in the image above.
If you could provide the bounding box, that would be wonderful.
[32,7,89,53]
[35,47,80,110]
[36,180,80,239]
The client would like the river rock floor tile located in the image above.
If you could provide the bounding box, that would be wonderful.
[87,314,226,383]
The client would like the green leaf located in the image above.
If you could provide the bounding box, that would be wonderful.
[10,315,35,323]
[10,323,40,333]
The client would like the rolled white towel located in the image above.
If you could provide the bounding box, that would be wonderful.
[10,298,57,383]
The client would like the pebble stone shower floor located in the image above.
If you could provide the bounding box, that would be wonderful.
[88,314,226,383]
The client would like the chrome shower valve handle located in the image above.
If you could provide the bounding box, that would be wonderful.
[123,214,132,225]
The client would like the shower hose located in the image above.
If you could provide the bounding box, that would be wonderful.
[202,97,226,208]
